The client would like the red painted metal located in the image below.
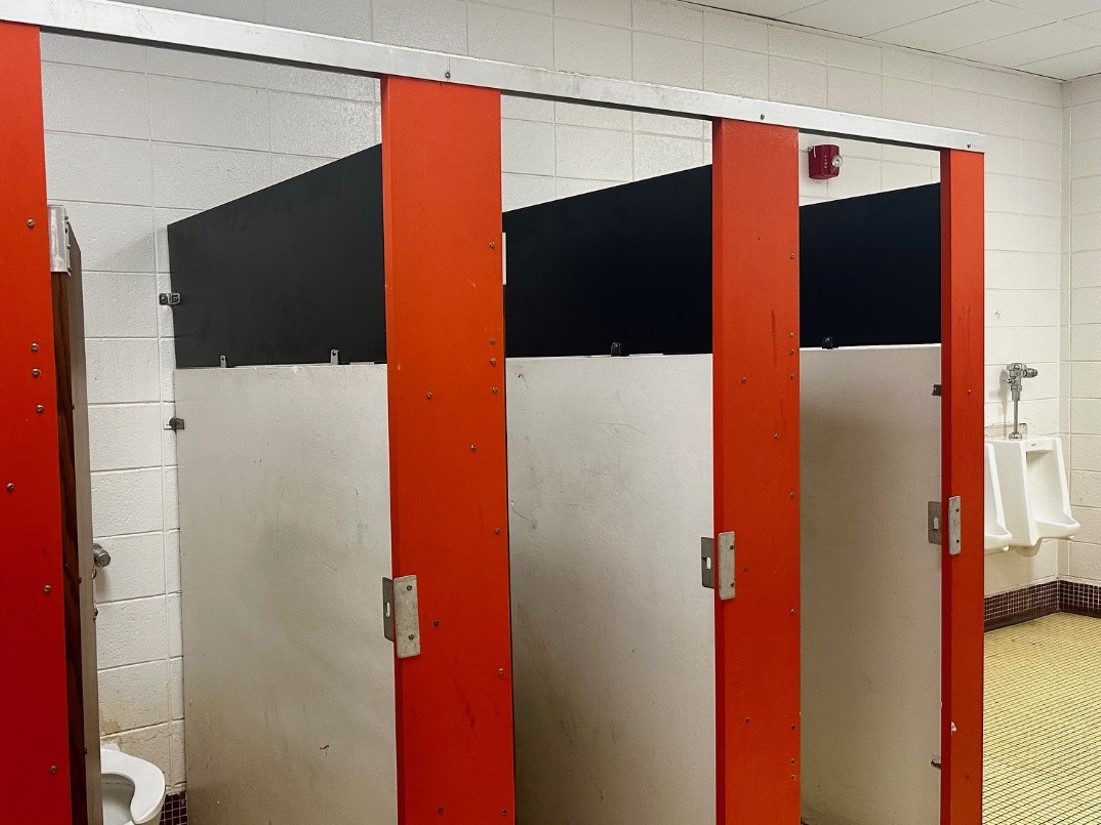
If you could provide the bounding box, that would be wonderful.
[939,148,985,825]
[0,21,74,825]
[381,77,515,824]
[712,118,801,824]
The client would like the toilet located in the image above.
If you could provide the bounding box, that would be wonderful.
[988,436,1079,554]
[100,746,166,825]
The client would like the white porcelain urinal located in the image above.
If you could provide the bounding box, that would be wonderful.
[984,443,1012,553]
[988,436,1079,554]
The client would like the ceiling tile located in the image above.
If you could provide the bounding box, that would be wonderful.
[872,2,1056,52]
[998,0,1101,19]
[783,0,974,38]
[1072,9,1101,27]
[1019,44,1101,78]
[695,0,820,15]
[952,21,1101,66]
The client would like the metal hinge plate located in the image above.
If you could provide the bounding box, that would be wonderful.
[47,204,70,275]
[701,531,735,601]
[928,497,962,555]
[159,292,182,306]
[383,575,421,659]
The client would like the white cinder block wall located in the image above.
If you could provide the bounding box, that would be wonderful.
[1064,75,1101,588]
[39,0,1066,792]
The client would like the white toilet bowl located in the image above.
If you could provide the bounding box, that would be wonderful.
[101,747,166,825]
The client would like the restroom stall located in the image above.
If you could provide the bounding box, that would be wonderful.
[169,124,955,824]
[0,10,985,825]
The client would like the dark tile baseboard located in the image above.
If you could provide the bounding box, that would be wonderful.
[1061,579,1101,618]
[985,580,1059,630]
[163,790,187,825]
[985,579,1101,631]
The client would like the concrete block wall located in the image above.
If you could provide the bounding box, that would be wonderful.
[38,0,1066,790]
[1063,75,1101,588]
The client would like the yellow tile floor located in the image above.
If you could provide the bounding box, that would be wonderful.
[985,613,1101,824]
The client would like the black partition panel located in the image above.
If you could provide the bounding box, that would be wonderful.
[168,146,385,368]
[169,149,939,368]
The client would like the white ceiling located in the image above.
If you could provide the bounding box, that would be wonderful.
[699,0,1101,80]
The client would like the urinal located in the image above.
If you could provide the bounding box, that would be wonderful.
[988,436,1079,554]
[984,443,1012,553]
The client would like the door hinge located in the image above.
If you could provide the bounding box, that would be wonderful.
[165,417,185,431]
[928,496,962,554]
[382,575,421,659]
[159,292,182,306]
[701,531,735,600]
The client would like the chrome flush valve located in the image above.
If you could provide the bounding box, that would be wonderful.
[1004,363,1038,440]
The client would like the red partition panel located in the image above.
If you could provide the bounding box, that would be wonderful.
[0,22,74,825]
[381,77,515,823]
[939,148,985,825]
[712,119,801,823]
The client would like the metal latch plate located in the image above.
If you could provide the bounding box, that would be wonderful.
[701,531,735,600]
[927,500,941,545]
[383,575,421,659]
[928,497,962,555]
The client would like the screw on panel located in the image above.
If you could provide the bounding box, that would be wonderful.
[5,483,13,492]
[445,70,451,79]
[489,338,496,345]
[30,342,39,352]
[497,668,505,676]
[489,242,496,249]
[49,765,57,774]
[36,405,45,414]
[495,527,502,535]
[27,219,36,228]
[43,585,52,594]
[490,357,497,366]
[491,386,499,394]
[470,444,478,452]
[426,392,433,400]
[31,368,41,377]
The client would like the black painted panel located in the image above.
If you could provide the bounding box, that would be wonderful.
[503,167,712,358]
[169,152,939,368]
[168,146,385,368]
[799,183,941,348]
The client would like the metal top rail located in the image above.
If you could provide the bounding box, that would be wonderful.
[2,0,983,151]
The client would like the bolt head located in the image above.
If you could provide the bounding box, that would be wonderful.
[36,405,45,414]
[27,219,36,228]
[49,765,57,774]
[5,483,13,492]
[31,368,41,377]
[30,342,39,352]
[43,585,52,594]
[489,242,496,249]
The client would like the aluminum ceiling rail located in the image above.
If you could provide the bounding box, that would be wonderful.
[2,0,984,151]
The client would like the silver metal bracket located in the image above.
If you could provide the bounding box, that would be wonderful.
[159,292,182,306]
[219,355,228,368]
[47,204,71,275]
[701,531,735,601]
[947,496,962,556]
[382,575,421,659]
[927,501,941,545]
[330,348,339,364]
[928,497,962,555]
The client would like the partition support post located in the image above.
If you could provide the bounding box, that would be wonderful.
[712,119,801,823]
[381,77,515,824]
[0,21,76,825]
[939,148,985,825]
